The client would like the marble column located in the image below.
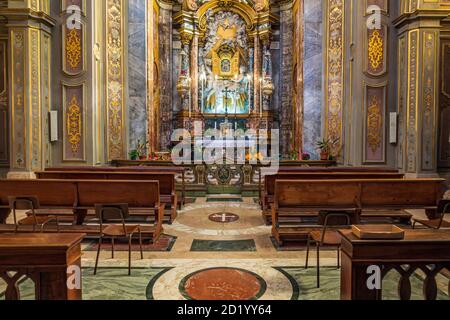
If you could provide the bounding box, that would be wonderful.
[191,33,199,114]
[279,6,294,156]
[147,0,156,153]
[159,5,173,150]
[253,35,261,116]
[128,0,148,150]
[2,3,53,178]
[303,0,322,156]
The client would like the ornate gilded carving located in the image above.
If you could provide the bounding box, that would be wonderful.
[11,30,26,169]
[63,84,84,161]
[421,32,437,171]
[407,30,418,173]
[67,95,82,154]
[397,35,407,169]
[0,40,8,165]
[368,29,383,70]
[66,28,82,70]
[30,29,41,170]
[367,95,382,154]
[106,0,125,160]
[325,0,344,156]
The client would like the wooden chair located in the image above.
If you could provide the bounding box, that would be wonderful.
[8,196,59,233]
[93,204,144,276]
[412,200,450,230]
[305,211,353,288]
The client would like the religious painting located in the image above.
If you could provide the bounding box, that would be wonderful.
[221,59,231,73]
[200,10,251,115]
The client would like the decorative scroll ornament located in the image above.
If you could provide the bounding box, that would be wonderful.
[368,29,383,71]
[66,28,82,70]
[67,95,82,154]
[367,95,382,153]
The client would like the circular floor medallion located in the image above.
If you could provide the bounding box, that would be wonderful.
[208,212,240,223]
[180,267,266,300]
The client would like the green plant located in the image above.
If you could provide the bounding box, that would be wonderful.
[316,138,340,154]
[136,140,147,155]
[129,149,139,160]
[129,140,148,160]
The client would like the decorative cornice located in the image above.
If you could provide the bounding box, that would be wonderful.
[393,10,450,29]
[0,8,56,27]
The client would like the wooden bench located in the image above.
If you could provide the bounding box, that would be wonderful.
[271,179,448,245]
[44,166,186,207]
[0,179,164,242]
[36,171,178,224]
[262,171,405,224]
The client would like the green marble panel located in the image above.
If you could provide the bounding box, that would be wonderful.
[190,239,256,252]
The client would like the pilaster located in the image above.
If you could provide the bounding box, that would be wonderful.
[395,3,447,176]
[1,1,54,178]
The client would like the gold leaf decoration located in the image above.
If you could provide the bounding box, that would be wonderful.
[66,28,82,70]
[67,95,82,153]
[367,95,382,153]
[368,29,383,71]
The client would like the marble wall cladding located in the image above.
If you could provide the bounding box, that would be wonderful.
[303,0,323,157]
[172,42,182,114]
[279,9,294,156]
[128,0,147,150]
[159,8,173,150]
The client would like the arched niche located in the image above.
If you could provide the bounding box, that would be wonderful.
[196,0,258,40]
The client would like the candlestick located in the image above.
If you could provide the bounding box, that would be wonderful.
[188,77,192,118]
[260,77,263,118]
[247,74,252,115]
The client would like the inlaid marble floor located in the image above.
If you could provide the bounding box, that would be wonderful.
[2,198,449,300]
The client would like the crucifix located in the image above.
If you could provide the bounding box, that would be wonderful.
[222,87,235,118]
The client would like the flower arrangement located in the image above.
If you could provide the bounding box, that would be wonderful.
[301,152,311,161]
[148,152,171,161]
[288,149,311,161]
[246,152,264,162]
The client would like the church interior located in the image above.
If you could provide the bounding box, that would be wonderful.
[0,0,449,302]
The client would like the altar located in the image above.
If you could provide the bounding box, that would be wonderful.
[175,5,275,135]
[111,159,337,197]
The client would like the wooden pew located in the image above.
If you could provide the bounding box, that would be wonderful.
[263,171,404,210]
[36,171,177,224]
[44,166,186,208]
[262,171,405,225]
[0,179,78,225]
[271,179,448,245]
[0,179,164,242]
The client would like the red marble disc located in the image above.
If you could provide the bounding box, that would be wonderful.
[181,268,265,300]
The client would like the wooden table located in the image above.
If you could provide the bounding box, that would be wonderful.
[0,233,85,300]
[339,229,450,300]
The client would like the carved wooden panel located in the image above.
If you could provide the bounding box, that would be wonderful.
[325,0,345,156]
[62,83,85,161]
[439,40,450,168]
[365,24,388,77]
[421,31,438,171]
[10,29,26,169]
[364,83,387,163]
[106,0,126,160]
[61,0,86,14]
[62,22,85,76]
[0,40,8,167]
[364,0,389,14]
